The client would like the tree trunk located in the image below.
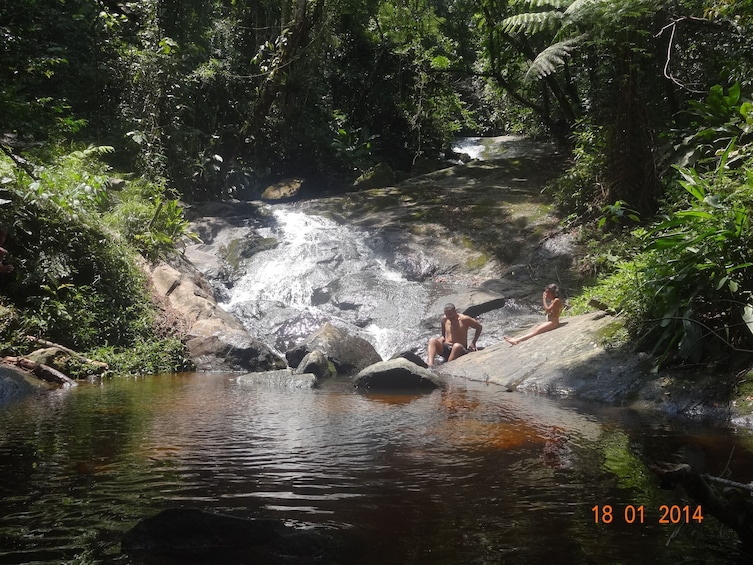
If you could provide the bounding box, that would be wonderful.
[4,356,77,387]
[651,461,753,552]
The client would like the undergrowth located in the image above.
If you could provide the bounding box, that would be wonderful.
[0,146,195,375]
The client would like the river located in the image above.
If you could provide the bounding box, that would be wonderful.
[1,373,752,563]
[2,138,753,563]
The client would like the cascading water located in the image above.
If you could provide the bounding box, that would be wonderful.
[214,136,561,362]
[220,208,434,359]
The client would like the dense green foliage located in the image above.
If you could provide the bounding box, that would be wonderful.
[1,0,753,371]
[0,148,194,376]
[577,83,753,368]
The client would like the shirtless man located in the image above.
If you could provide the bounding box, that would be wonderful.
[427,303,482,367]
[504,284,563,345]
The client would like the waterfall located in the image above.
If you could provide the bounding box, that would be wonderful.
[220,208,433,359]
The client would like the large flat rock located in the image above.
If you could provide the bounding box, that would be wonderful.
[438,313,650,403]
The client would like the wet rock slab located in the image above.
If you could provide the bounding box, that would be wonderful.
[438,313,646,402]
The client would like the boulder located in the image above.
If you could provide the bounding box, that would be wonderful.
[354,357,443,391]
[294,350,335,379]
[24,346,70,370]
[121,508,337,563]
[187,332,286,373]
[0,362,53,404]
[238,369,317,389]
[285,322,381,375]
[261,178,305,202]
[148,257,285,372]
[353,163,395,190]
[390,350,428,369]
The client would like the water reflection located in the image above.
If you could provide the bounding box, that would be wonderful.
[0,374,750,563]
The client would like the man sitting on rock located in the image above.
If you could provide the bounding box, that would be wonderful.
[427,303,482,367]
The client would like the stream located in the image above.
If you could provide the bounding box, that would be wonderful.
[218,207,436,359]
[2,374,753,563]
[2,138,753,563]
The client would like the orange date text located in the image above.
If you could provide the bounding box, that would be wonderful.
[591,504,703,525]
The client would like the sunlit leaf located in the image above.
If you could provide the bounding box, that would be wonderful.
[744,304,753,336]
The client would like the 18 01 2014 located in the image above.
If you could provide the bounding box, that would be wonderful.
[592,504,703,524]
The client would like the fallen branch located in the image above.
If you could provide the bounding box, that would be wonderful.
[703,474,753,493]
[0,143,38,180]
[25,335,108,368]
[4,356,77,387]
[651,461,753,551]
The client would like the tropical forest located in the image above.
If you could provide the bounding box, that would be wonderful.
[3,0,753,563]
[1,0,752,376]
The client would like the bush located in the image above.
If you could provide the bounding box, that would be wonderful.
[0,147,193,373]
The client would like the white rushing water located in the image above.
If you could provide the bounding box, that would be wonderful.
[220,208,432,358]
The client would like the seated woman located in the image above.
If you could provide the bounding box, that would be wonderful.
[504,284,563,346]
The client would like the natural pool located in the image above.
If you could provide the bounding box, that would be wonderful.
[0,373,750,563]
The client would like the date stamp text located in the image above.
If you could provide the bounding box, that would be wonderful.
[592,504,703,525]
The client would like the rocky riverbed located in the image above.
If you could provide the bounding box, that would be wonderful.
[3,138,748,424]
[175,139,747,423]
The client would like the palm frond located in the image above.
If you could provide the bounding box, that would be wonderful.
[525,35,585,80]
[501,11,563,35]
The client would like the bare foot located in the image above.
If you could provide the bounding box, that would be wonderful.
[504,336,519,346]
[0,264,14,274]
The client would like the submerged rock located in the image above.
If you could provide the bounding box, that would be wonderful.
[121,508,337,563]
[238,369,318,389]
[354,357,443,391]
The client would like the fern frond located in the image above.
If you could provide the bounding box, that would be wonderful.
[563,0,603,18]
[501,11,563,35]
[525,35,584,80]
[520,0,573,8]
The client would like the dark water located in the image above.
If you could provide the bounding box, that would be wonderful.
[1,374,752,564]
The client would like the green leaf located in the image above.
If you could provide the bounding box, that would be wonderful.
[501,12,562,34]
[733,208,749,237]
[674,210,715,220]
[430,56,451,70]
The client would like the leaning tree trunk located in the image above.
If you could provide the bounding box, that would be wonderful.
[603,51,661,217]
[251,0,325,126]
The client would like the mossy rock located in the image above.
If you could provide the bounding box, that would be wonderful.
[220,236,279,271]
[353,163,395,190]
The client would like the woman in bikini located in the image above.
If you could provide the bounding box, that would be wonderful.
[504,284,563,345]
